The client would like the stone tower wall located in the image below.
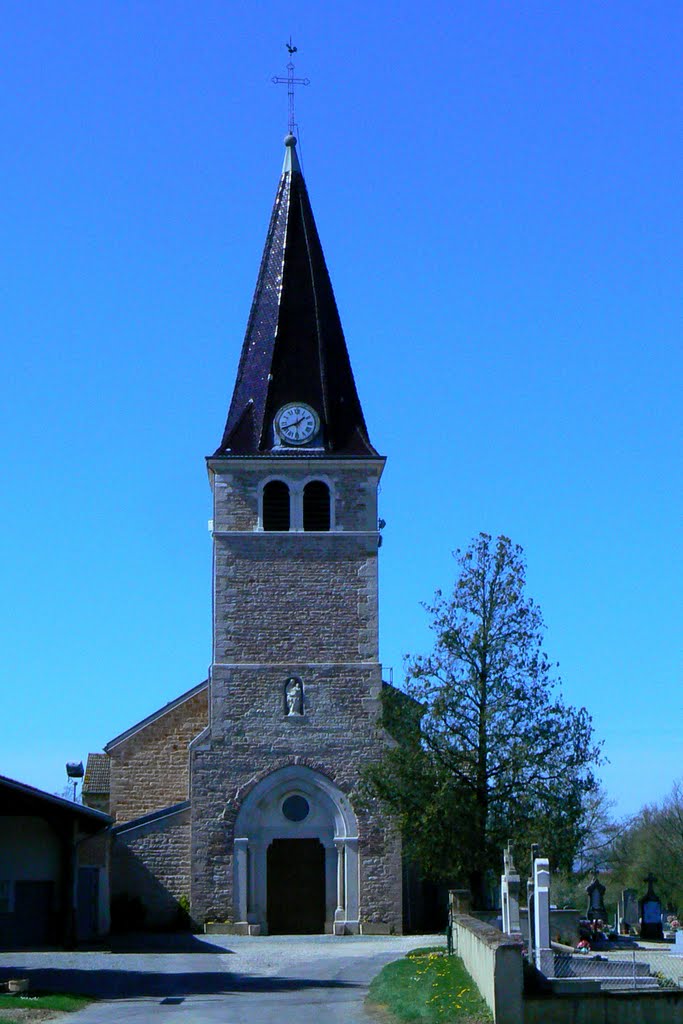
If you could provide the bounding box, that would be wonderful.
[190,457,403,933]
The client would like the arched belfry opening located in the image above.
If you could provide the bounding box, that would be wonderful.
[262,480,290,531]
[303,480,331,531]
[232,765,359,934]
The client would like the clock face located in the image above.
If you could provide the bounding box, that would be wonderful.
[275,403,319,445]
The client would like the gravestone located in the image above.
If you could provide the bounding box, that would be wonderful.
[621,888,639,932]
[585,872,607,923]
[526,843,539,963]
[533,857,553,976]
[500,841,521,936]
[639,873,664,940]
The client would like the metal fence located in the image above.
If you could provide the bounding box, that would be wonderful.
[446,908,455,956]
[553,950,683,990]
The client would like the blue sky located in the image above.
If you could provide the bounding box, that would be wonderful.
[0,2,680,818]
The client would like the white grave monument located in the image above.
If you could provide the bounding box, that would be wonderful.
[501,841,521,937]
[533,857,554,977]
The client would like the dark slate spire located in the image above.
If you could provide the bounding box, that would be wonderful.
[213,135,379,458]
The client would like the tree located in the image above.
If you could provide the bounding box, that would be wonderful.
[551,786,631,913]
[366,533,603,906]
[610,780,683,912]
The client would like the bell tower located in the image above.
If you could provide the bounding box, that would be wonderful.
[189,134,402,935]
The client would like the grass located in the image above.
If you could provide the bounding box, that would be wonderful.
[0,992,92,1015]
[367,947,493,1023]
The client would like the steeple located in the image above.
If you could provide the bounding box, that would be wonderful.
[213,135,379,458]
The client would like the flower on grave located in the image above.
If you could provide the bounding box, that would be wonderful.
[667,916,680,932]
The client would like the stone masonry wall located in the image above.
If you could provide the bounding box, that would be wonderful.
[108,688,208,823]
[112,809,191,928]
[209,663,384,747]
[213,534,378,664]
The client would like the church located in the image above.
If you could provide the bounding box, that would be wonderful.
[83,131,405,935]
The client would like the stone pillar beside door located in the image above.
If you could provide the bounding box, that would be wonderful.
[324,844,337,931]
[344,838,360,931]
[234,838,249,926]
[334,839,345,934]
[233,838,262,935]
[333,837,360,935]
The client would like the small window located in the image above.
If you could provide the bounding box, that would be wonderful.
[303,481,331,531]
[263,481,290,531]
[282,795,310,822]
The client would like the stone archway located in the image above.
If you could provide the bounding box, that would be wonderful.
[232,765,359,934]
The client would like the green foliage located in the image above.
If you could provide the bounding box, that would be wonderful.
[367,947,492,1023]
[548,870,584,911]
[0,994,92,1011]
[176,893,192,930]
[549,868,621,924]
[609,779,683,912]
[366,534,603,905]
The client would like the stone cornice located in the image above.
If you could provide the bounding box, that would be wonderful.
[210,529,381,539]
[207,456,386,473]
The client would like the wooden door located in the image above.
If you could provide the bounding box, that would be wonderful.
[267,839,325,934]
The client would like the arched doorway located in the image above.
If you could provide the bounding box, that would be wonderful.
[232,765,359,934]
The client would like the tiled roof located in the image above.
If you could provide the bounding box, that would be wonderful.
[0,773,111,825]
[213,136,379,459]
[83,753,111,794]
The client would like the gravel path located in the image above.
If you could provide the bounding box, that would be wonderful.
[0,933,445,1024]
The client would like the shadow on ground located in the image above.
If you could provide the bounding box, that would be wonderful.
[109,932,234,954]
[0,933,232,955]
[0,966,359,999]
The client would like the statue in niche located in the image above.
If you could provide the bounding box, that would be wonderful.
[285,677,304,716]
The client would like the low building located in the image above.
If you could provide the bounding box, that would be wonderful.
[0,774,111,947]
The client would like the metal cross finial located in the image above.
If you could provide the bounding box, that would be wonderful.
[272,38,310,136]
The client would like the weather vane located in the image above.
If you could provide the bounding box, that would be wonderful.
[272,38,310,136]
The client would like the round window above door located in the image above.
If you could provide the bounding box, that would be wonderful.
[282,794,310,822]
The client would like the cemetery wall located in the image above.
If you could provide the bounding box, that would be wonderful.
[452,913,523,1024]
[472,908,582,946]
[524,989,683,1023]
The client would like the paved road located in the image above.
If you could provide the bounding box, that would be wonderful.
[0,933,445,1023]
